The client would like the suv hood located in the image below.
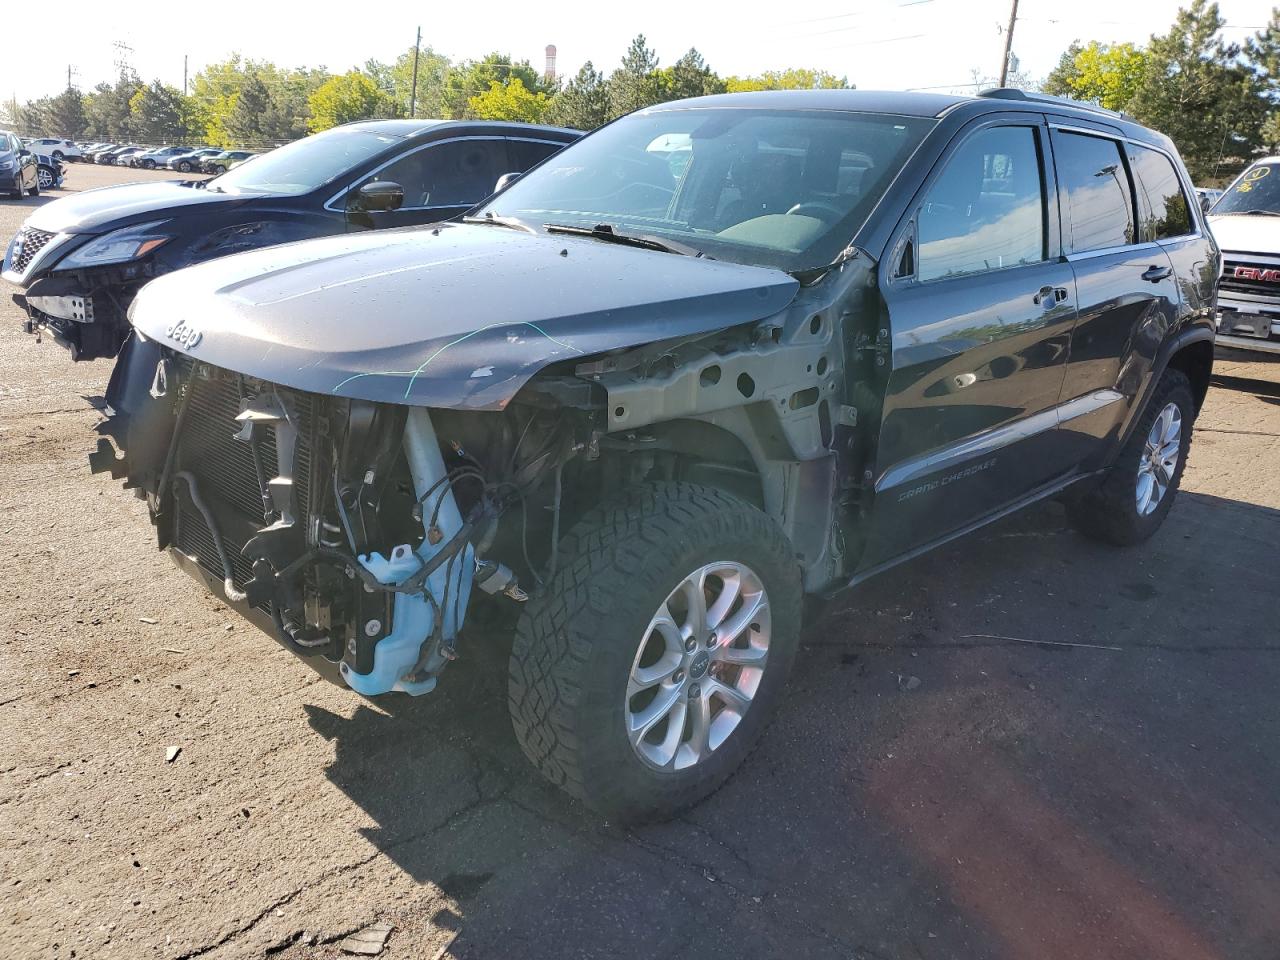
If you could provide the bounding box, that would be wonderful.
[1206,213,1280,254]
[26,181,251,234]
[129,223,799,409]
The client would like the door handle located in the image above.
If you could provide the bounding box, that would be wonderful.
[1033,285,1070,306]
[1142,265,1172,282]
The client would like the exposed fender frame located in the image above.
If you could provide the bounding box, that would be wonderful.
[1108,322,1216,464]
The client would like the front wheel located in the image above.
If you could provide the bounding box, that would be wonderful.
[177,160,191,172]
[508,482,803,821]
[36,166,54,190]
[1067,368,1195,546]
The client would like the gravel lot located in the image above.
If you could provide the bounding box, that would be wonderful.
[2,164,1279,960]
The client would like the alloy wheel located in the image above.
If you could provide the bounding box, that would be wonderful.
[37,167,53,189]
[626,561,771,771]
[1136,401,1182,516]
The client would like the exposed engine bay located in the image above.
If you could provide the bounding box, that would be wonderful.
[94,335,588,696]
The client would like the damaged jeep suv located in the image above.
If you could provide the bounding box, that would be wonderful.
[94,89,1217,819]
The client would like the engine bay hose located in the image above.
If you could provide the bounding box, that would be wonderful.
[174,471,248,603]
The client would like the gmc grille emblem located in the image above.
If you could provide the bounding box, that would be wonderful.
[1233,266,1280,282]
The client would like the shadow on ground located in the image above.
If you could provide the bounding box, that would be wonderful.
[297,490,1280,959]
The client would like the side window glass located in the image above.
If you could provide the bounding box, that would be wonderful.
[917,126,1046,282]
[1054,132,1136,253]
[506,138,565,175]
[1129,145,1192,240]
[373,139,507,209]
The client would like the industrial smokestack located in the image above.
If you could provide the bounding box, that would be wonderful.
[545,44,558,83]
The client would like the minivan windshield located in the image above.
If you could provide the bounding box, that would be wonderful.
[474,107,933,272]
[1212,162,1280,215]
[209,126,401,196]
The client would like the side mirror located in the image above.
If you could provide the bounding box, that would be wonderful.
[493,171,523,194]
[355,180,404,212]
[17,149,30,158]
[1200,195,1212,214]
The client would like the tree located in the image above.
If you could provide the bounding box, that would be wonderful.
[84,75,143,139]
[226,75,271,144]
[1042,41,1148,110]
[608,34,663,117]
[655,48,726,102]
[128,82,191,143]
[307,71,397,132]
[442,53,544,119]
[725,68,851,92]
[546,61,611,130]
[1127,0,1267,179]
[467,77,549,122]
[46,87,88,139]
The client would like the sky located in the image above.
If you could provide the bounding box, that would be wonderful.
[4,0,1278,104]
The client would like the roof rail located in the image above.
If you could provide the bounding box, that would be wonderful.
[976,87,1127,121]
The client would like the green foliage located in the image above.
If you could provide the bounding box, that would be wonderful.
[608,34,663,117]
[84,75,144,140]
[1127,0,1266,180]
[46,87,88,139]
[545,62,610,130]
[467,78,549,123]
[128,81,191,143]
[654,49,727,102]
[443,54,545,119]
[725,69,851,92]
[307,71,398,133]
[1042,41,1148,110]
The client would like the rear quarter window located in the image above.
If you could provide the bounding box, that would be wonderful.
[1128,145,1192,240]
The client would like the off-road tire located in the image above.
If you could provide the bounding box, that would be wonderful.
[508,482,803,821]
[1067,368,1195,546]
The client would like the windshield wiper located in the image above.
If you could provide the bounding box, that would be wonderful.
[1222,209,1280,216]
[544,222,709,258]
[462,212,535,233]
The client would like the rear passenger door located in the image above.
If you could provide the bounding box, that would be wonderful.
[863,117,1078,568]
[1048,124,1182,470]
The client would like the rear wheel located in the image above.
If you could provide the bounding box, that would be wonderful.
[508,482,802,821]
[51,150,63,161]
[1067,368,1195,546]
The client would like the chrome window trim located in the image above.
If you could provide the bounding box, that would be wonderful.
[875,388,1125,493]
[323,135,564,214]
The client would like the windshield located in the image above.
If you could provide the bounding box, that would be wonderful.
[1212,163,1280,214]
[475,107,933,272]
[210,126,402,196]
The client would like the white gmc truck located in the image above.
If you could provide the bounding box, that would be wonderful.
[1208,157,1280,356]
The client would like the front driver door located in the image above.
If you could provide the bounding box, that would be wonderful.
[346,137,509,231]
[860,117,1078,569]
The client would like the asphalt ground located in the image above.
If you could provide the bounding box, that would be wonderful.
[1,163,1278,960]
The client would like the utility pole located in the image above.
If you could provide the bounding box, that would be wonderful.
[998,0,1019,86]
[67,64,72,90]
[183,55,188,96]
[409,26,422,118]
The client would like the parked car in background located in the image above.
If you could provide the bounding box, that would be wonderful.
[90,89,1218,820]
[95,145,138,165]
[167,148,221,173]
[24,138,82,162]
[85,144,118,163]
[202,150,256,174]
[33,152,65,191]
[3,119,578,359]
[133,146,190,169]
[1195,187,1223,211]
[1207,157,1280,357]
[116,148,151,168]
[1,131,40,198]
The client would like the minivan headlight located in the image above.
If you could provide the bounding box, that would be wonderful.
[0,157,14,171]
[60,221,173,269]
